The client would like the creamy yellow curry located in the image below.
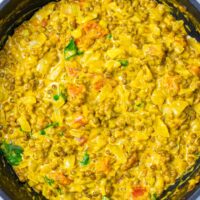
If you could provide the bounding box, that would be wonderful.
[0,0,200,199]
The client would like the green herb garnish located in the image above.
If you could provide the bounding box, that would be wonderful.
[40,130,46,135]
[53,92,67,102]
[40,122,59,135]
[60,92,67,101]
[80,152,90,166]
[102,196,110,200]
[44,176,54,186]
[151,193,157,200]
[64,38,83,60]
[45,122,59,129]
[53,94,60,101]
[106,34,112,39]
[77,50,84,55]
[119,60,129,67]
[0,142,23,166]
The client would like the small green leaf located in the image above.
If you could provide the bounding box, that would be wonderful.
[45,122,59,129]
[102,196,110,200]
[53,94,60,101]
[119,60,129,67]
[106,34,112,39]
[44,176,54,186]
[60,92,68,102]
[0,142,23,166]
[64,38,83,60]
[64,38,78,60]
[40,122,59,136]
[77,50,84,55]
[80,152,90,166]
[40,130,46,135]
[54,93,67,102]
[151,193,157,200]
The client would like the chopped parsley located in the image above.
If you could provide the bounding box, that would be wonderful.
[45,122,59,129]
[40,130,46,135]
[53,92,67,102]
[106,33,112,39]
[44,176,54,186]
[53,94,60,101]
[80,152,90,166]
[119,60,129,67]
[151,193,157,200]
[0,142,23,166]
[64,38,83,60]
[40,122,59,135]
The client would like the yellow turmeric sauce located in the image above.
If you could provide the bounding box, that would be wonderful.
[0,0,200,199]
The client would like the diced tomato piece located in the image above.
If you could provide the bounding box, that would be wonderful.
[189,66,200,77]
[74,0,86,10]
[101,158,110,173]
[41,19,48,27]
[67,67,79,77]
[68,84,84,97]
[75,136,87,145]
[83,21,108,39]
[94,79,105,91]
[132,186,146,198]
[56,174,72,186]
[75,21,107,50]
[74,116,87,127]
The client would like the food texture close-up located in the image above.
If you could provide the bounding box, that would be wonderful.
[0,0,200,199]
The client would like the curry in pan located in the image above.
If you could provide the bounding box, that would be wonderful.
[0,0,200,199]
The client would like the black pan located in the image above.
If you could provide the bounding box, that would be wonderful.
[0,0,200,199]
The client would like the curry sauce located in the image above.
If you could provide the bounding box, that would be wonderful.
[0,0,200,199]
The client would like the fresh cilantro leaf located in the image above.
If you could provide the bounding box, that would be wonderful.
[80,152,90,166]
[64,38,83,60]
[151,193,157,200]
[44,176,54,186]
[106,34,112,39]
[40,130,46,135]
[53,92,67,102]
[53,94,60,101]
[40,122,59,135]
[119,60,129,67]
[0,142,23,166]
[45,122,59,129]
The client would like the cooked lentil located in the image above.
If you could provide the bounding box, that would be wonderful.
[0,0,200,199]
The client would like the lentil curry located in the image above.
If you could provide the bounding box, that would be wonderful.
[0,0,200,199]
